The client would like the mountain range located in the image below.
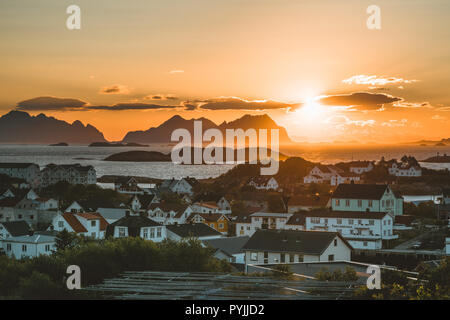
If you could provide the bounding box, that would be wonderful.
[0,111,293,145]
[0,111,106,144]
[122,114,293,144]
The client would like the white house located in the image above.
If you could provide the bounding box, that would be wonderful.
[242,229,353,272]
[303,165,342,184]
[2,232,56,259]
[0,220,30,240]
[248,177,279,190]
[41,163,96,187]
[0,163,41,187]
[235,212,293,237]
[303,210,397,250]
[50,212,108,239]
[160,177,198,196]
[331,183,403,216]
[106,214,166,242]
[330,172,361,186]
[147,203,193,225]
[191,202,220,214]
[195,195,232,214]
[388,162,422,177]
[202,236,249,264]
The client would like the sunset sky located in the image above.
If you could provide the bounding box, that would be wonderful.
[0,0,449,143]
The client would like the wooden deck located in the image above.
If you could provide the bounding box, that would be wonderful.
[84,271,359,300]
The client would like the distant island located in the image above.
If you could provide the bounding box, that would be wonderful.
[89,142,149,147]
[104,151,171,162]
[422,153,450,163]
[104,147,288,163]
[49,142,68,146]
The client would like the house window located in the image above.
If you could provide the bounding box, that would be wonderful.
[368,200,373,207]
[30,215,34,220]
[150,228,155,238]
[143,229,148,239]
[281,253,286,263]
[18,214,22,219]
[22,245,27,252]
[219,223,224,229]
[118,227,126,237]
[363,241,368,247]
[335,199,340,206]
[311,217,320,224]
[369,220,374,225]
[328,254,334,261]
[45,244,51,252]
[334,239,338,246]
[357,200,362,207]
[349,219,354,225]
[289,254,294,263]
[250,252,258,261]
[346,200,350,207]
[337,219,342,224]
[157,227,162,238]
[263,252,268,264]
[6,243,11,251]
[91,221,96,227]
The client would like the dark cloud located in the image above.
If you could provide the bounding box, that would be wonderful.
[86,103,182,111]
[99,85,130,94]
[16,96,87,111]
[318,92,402,110]
[198,97,299,111]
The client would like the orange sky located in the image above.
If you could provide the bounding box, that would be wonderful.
[0,0,449,142]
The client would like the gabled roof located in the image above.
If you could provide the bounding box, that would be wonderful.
[242,229,352,254]
[166,223,222,238]
[76,212,109,231]
[203,236,250,256]
[0,220,30,236]
[4,234,56,244]
[286,214,306,226]
[288,195,330,207]
[0,163,37,169]
[129,194,155,208]
[62,213,88,233]
[0,197,21,207]
[148,203,190,218]
[332,183,389,200]
[106,215,161,237]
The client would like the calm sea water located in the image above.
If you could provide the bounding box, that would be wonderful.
[0,144,449,179]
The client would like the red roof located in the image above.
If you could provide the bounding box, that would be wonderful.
[62,213,88,233]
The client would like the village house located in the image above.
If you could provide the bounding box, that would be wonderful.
[159,177,198,196]
[128,194,158,213]
[337,161,374,174]
[40,163,96,187]
[202,236,250,264]
[302,210,397,250]
[0,188,15,200]
[166,223,223,241]
[0,163,41,188]
[106,213,166,242]
[304,165,361,186]
[0,220,30,240]
[235,212,293,237]
[50,212,108,239]
[2,231,56,259]
[195,195,232,214]
[248,177,279,191]
[97,207,130,224]
[242,229,353,272]
[331,183,403,216]
[114,176,145,195]
[188,213,230,234]
[147,203,193,225]
[388,161,422,177]
[287,194,330,213]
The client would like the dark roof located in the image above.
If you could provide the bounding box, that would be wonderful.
[166,223,222,238]
[332,183,389,200]
[286,214,306,225]
[299,209,390,220]
[242,229,352,254]
[106,215,161,237]
[288,195,330,207]
[0,197,21,207]
[136,194,155,208]
[0,220,31,236]
[203,236,250,255]
[148,203,189,218]
[0,163,37,169]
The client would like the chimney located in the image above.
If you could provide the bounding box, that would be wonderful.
[125,210,130,217]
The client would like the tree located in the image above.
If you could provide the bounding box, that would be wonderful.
[55,230,81,252]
